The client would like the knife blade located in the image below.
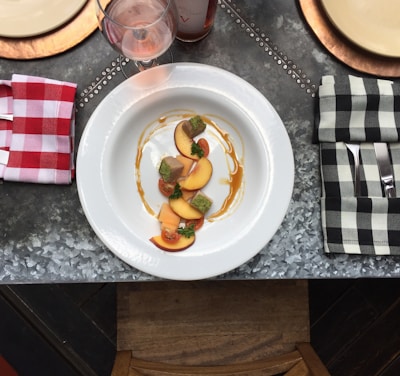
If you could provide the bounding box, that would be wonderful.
[374,142,396,198]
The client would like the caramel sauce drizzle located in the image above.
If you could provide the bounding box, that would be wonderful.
[202,117,244,220]
[135,147,155,216]
[135,111,244,220]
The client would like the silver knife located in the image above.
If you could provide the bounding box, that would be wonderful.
[374,142,396,198]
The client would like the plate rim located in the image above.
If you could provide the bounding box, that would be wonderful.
[76,62,294,280]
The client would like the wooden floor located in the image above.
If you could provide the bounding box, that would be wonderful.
[0,278,400,375]
[309,278,400,376]
[0,283,116,376]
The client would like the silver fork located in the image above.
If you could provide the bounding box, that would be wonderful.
[345,143,361,196]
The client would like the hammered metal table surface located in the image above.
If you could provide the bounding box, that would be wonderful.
[0,0,399,283]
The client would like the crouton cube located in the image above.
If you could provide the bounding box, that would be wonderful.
[182,116,206,138]
[159,156,184,183]
[190,191,213,214]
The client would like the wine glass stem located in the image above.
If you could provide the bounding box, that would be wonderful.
[135,59,158,71]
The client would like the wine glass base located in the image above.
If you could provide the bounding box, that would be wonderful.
[119,49,174,78]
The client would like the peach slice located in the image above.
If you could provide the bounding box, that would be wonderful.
[169,197,203,219]
[181,189,196,201]
[174,121,199,160]
[150,234,195,252]
[175,154,194,176]
[179,157,213,191]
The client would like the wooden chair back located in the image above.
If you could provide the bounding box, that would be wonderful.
[112,280,330,376]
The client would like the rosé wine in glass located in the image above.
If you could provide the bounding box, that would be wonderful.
[96,0,178,72]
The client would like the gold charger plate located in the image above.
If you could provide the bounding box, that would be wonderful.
[0,0,87,38]
[320,0,400,58]
[0,0,97,60]
[299,0,400,77]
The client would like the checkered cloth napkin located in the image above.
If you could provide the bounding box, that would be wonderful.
[0,74,77,184]
[316,75,400,255]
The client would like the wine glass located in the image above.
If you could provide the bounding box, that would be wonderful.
[96,0,178,75]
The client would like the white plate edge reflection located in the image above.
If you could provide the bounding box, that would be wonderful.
[77,63,294,280]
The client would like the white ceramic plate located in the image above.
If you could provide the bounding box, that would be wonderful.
[0,0,87,38]
[77,63,294,280]
[321,0,400,57]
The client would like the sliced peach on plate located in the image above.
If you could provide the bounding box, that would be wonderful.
[174,121,199,160]
[179,157,213,191]
[181,189,196,201]
[175,154,194,176]
[169,197,203,219]
[150,234,195,252]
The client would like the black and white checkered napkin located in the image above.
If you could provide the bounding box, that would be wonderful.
[316,75,400,255]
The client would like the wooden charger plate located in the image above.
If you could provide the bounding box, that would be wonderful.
[299,0,400,77]
[0,0,97,60]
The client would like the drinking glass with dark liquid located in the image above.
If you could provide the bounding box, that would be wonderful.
[175,0,218,42]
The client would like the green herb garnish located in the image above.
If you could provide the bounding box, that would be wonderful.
[191,141,204,158]
[168,183,182,199]
[178,224,195,238]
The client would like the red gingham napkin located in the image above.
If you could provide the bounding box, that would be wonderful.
[0,74,77,184]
